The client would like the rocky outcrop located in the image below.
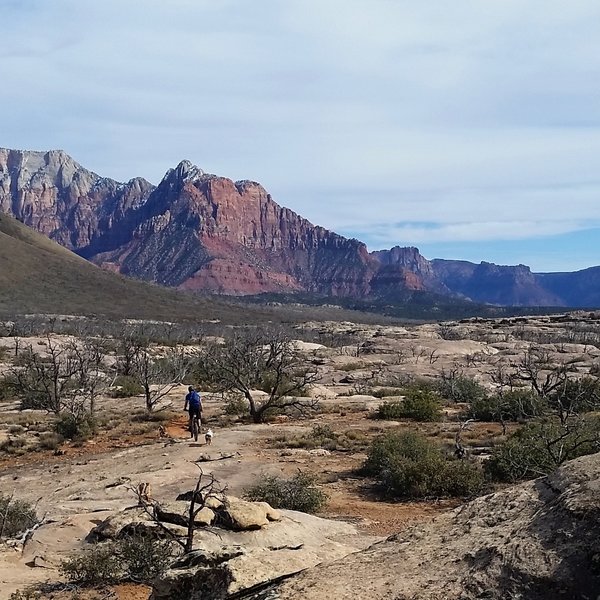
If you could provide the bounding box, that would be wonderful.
[0,148,153,250]
[269,452,600,600]
[86,162,379,296]
[370,246,449,297]
[86,494,379,600]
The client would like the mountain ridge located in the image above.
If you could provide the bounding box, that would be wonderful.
[1,147,598,307]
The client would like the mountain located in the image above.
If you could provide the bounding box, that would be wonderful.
[1,147,598,308]
[430,259,566,306]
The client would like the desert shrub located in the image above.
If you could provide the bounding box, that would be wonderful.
[437,374,488,404]
[0,375,15,401]
[468,389,543,422]
[243,471,328,513]
[60,543,121,584]
[0,493,38,540]
[363,431,483,499]
[223,396,248,416]
[338,361,364,372]
[61,535,175,585]
[116,535,175,582]
[38,432,63,450]
[485,417,600,482]
[8,590,41,600]
[110,375,143,398]
[7,424,25,434]
[54,412,96,441]
[130,410,173,423]
[0,436,27,454]
[377,388,442,422]
[377,401,404,419]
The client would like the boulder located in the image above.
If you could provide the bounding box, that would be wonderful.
[215,496,270,530]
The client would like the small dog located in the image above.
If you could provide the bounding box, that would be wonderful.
[204,428,214,445]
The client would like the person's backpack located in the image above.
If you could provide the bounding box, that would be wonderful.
[189,390,201,409]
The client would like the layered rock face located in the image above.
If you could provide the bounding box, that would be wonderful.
[0,148,153,251]
[431,259,566,306]
[1,147,597,306]
[83,160,379,295]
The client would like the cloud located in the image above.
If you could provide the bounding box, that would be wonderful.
[1,0,599,270]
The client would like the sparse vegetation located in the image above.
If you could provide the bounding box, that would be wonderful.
[363,431,484,499]
[244,470,328,513]
[485,417,600,482]
[0,493,38,540]
[60,535,176,585]
[436,370,488,404]
[197,330,320,423]
[110,374,144,398]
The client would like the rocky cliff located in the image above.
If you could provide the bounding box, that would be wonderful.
[0,148,154,251]
[80,160,380,295]
[0,147,598,307]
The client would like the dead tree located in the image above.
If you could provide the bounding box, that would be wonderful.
[131,467,225,554]
[197,330,320,423]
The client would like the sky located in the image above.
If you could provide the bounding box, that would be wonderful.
[1,0,599,272]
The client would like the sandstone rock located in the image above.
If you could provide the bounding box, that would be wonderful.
[271,453,600,600]
[151,510,380,600]
[88,508,151,541]
[216,497,270,530]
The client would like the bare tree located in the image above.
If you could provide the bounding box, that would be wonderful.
[10,335,110,417]
[132,343,193,412]
[197,330,320,423]
[512,346,568,398]
[10,336,81,414]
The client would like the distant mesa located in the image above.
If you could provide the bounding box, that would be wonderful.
[0,147,598,308]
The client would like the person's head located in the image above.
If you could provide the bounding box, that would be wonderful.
[188,386,194,392]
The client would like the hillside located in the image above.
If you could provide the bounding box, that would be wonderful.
[0,213,257,322]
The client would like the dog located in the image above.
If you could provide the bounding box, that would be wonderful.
[204,428,214,446]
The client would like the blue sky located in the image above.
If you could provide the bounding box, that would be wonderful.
[1,0,599,272]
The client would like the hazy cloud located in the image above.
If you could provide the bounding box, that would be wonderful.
[1,0,599,270]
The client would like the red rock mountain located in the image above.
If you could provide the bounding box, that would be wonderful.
[1,148,597,307]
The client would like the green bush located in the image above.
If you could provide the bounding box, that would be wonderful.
[223,396,248,416]
[60,543,121,585]
[363,431,484,499]
[60,535,175,585]
[117,535,175,583]
[110,375,144,398]
[437,374,488,404]
[243,470,328,513]
[485,418,600,483]
[377,388,442,422]
[377,400,404,419]
[54,412,96,441]
[0,493,38,540]
[468,389,543,422]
